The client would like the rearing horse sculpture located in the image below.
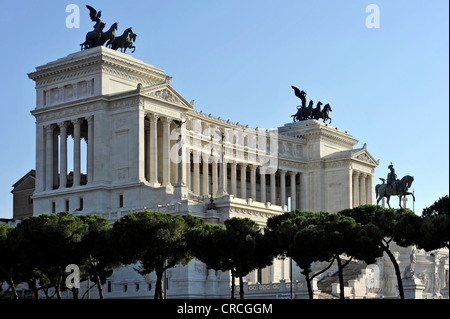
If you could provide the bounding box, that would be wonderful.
[375,175,415,208]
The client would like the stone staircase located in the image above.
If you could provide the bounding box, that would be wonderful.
[317,260,367,299]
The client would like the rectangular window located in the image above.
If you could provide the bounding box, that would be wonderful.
[52,201,56,213]
[119,194,124,208]
[107,281,112,293]
[65,200,70,212]
[79,197,83,211]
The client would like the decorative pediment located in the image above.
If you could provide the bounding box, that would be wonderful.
[352,145,379,167]
[139,83,193,109]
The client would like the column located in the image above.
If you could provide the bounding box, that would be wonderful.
[353,171,360,208]
[250,164,257,200]
[162,117,171,187]
[300,172,308,211]
[212,159,218,196]
[270,172,276,205]
[148,113,160,187]
[86,115,94,184]
[52,129,59,188]
[259,167,266,203]
[202,156,209,196]
[289,171,297,210]
[230,161,237,196]
[193,151,200,194]
[218,158,227,196]
[360,173,366,205]
[280,170,286,207]
[72,119,82,187]
[58,122,68,189]
[240,163,247,199]
[366,174,373,205]
[45,124,54,190]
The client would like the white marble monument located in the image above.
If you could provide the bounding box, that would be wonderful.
[27,47,393,298]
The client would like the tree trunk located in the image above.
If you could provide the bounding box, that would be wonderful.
[56,274,63,299]
[382,242,404,299]
[230,273,236,299]
[155,270,164,299]
[301,268,313,299]
[7,278,18,299]
[71,287,78,299]
[96,274,104,299]
[239,275,244,299]
[336,256,345,299]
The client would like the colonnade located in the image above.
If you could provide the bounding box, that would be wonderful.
[40,116,94,191]
[352,170,373,207]
[143,112,305,210]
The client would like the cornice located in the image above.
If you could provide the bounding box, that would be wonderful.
[28,47,168,86]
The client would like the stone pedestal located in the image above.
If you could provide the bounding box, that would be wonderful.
[403,277,426,299]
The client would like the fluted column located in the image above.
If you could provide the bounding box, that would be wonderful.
[202,156,209,196]
[148,113,160,187]
[58,122,68,189]
[366,174,373,205]
[353,171,360,208]
[279,170,286,207]
[230,161,237,196]
[218,159,227,196]
[250,164,257,200]
[45,124,54,190]
[162,117,171,187]
[86,116,94,184]
[72,119,82,187]
[211,159,218,196]
[270,172,276,205]
[289,171,297,210]
[240,163,247,199]
[360,173,367,205]
[193,151,200,194]
[259,167,266,203]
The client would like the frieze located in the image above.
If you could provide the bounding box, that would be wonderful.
[32,101,106,123]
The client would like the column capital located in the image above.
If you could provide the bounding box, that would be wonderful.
[239,162,248,169]
[44,123,55,131]
[57,121,69,129]
[85,115,94,123]
[279,169,287,175]
[249,164,258,172]
[161,116,172,124]
[147,112,160,121]
[71,118,83,126]
[288,170,298,176]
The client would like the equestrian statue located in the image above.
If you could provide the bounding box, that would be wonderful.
[375,163,415,209]
[80,5,137,53]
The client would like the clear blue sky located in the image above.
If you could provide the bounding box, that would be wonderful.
[0,0,448,218]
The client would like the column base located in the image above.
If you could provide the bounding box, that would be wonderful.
[148,181,161,188]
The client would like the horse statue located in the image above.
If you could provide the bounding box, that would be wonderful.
[100,22,118,46]
[312,101,323,120]
[317,104,332,124]
[107,27,137,53]
[375,175,415,208]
